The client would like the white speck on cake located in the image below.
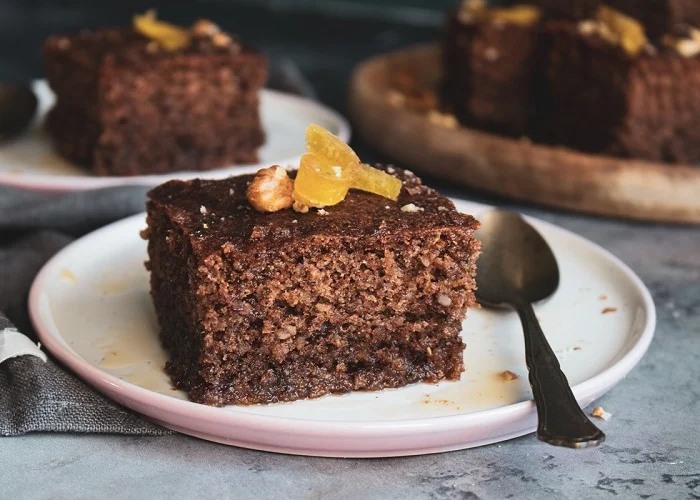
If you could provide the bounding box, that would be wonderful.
[401,203,424,213]
[387,90,405,107]
[428,110,458,128]
[229,188,235,195]
[292,220,298,224]
[56,37,71,50]
[200,205,207,214]
[484,47,500,61]
[332,166,343,177]
[386,166,396,174]
[317,209,329,216]
[437,294,452,306]
[385,206,391,209]
[438,206,449,211]
[275,325,297,340]
[202,223,209,229]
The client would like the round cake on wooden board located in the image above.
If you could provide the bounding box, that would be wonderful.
[348,43,700,225]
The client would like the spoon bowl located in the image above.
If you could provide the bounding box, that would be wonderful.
[476,210,559,307]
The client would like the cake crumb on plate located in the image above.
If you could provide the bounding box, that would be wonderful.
[591,406,612,421]
[500,370,519,382]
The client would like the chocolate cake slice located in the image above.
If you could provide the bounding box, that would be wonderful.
[43,18,267,176]
[145,167,480,406]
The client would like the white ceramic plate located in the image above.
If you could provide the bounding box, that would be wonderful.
[29,200,656,457]
[0,81,350,192]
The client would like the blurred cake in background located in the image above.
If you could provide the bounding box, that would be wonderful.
[439,0,700,164]
[539,10,700,163]
[443,1,542,136]
[43,12,267,176]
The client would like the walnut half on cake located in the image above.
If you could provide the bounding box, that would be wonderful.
[144,158,480,406]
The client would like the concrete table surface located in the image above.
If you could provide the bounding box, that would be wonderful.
[1,2,700,498]
[3,206,700,500]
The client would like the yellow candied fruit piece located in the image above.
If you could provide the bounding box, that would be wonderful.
[295,124,403,206]
[597,5,646,56]
[305,124,360,169]
[350,163,402,201]
[487,5,542,26]
[133,10,191,51]
[292,154,354,208]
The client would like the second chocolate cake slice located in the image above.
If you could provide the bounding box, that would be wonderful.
[44,15,267,176]
[145,167,480,406]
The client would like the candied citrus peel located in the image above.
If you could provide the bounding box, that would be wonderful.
[351,162,403,201]
[487,5,541,26]
[305,124,360,170]
[596,5,646,56]
[133,10,191,51]
[293,154,355,208]
[459,1,541,27]
[292,125,402,207]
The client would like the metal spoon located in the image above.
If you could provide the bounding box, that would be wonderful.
[475,210,605,449]
[0,83,38,140]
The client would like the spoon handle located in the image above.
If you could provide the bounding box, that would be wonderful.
[515,300,605,448]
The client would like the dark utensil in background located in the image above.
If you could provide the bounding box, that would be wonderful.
[0,84,37,140]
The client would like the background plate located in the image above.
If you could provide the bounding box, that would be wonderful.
[29,200,656,457]
[0,80,350,191]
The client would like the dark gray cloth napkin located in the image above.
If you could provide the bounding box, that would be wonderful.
[0,61,314,436]
[0,186,172,435]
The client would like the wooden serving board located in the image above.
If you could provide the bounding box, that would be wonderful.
[349,43,700,224]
